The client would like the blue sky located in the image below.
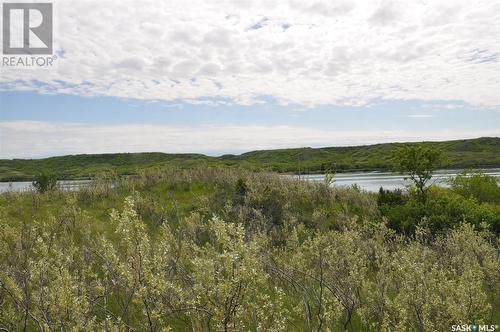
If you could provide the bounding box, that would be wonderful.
[1,91,499,131]
[1,0,499,158]
[1,90,498,158]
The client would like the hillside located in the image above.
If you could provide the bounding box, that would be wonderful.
[0,137,499,181]
[231,136,500,172]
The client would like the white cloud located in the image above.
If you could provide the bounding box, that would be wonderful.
[1,121,498,159]
[1,0,500,108]
[407,114,434,118]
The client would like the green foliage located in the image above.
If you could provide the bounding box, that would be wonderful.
[324,169,336,187]
[377,187,405,206]
[448,170,500,204]
[32,172,57,193]
[394,144,443,203]
[381,157,500,235]
[0,167,498,331]
[378,171,500,235]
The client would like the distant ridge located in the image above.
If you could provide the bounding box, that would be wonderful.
[0,137,499,181]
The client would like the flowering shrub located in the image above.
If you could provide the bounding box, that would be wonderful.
[0,168,498,331]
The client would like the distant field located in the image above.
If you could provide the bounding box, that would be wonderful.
[1,137,499,181]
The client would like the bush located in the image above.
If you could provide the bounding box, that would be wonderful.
[448,170,500,203]
[1,167,498,330]
[378,186,500,235]
[377,187,405,206]
[1,192,497,331]
[32,172,57,193]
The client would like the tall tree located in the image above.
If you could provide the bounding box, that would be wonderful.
[394,145,442,203]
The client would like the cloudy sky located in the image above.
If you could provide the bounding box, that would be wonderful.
[1,0,499,158]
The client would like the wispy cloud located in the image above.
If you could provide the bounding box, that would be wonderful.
[464,49,499,64]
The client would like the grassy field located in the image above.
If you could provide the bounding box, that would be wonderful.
[1,137,499,181]
[0,166,499,331]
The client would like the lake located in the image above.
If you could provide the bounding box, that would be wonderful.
[294,169,500,192]
[1,169,499,193]
[0,180,93,193]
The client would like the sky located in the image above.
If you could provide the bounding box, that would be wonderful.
[0,0,499,158]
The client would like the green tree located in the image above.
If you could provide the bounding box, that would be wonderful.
[394,145,442,203]
[32,172,57,193]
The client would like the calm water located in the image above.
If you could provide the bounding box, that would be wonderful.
[0,180,93,193]
[1,169,499,193]
[295,169,500,192]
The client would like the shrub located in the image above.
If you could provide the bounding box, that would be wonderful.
[32,172,57,193]
[378,187,500,235]
[448,170,500,204]
[377,187,405,206]
[0,167,498,330]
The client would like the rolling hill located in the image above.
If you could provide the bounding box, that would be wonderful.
[0,137,499,181]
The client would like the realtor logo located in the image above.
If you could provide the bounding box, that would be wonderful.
[2,2,53,55]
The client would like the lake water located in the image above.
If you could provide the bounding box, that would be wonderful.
[295,169,500,192]
[0,180,93,193]
[1,169,499,193]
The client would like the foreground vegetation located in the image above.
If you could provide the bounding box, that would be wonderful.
[1,137,499,181]
[1,165,499,331]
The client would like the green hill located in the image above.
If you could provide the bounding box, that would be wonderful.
[0,137,499,181]
[232,137,500,173]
